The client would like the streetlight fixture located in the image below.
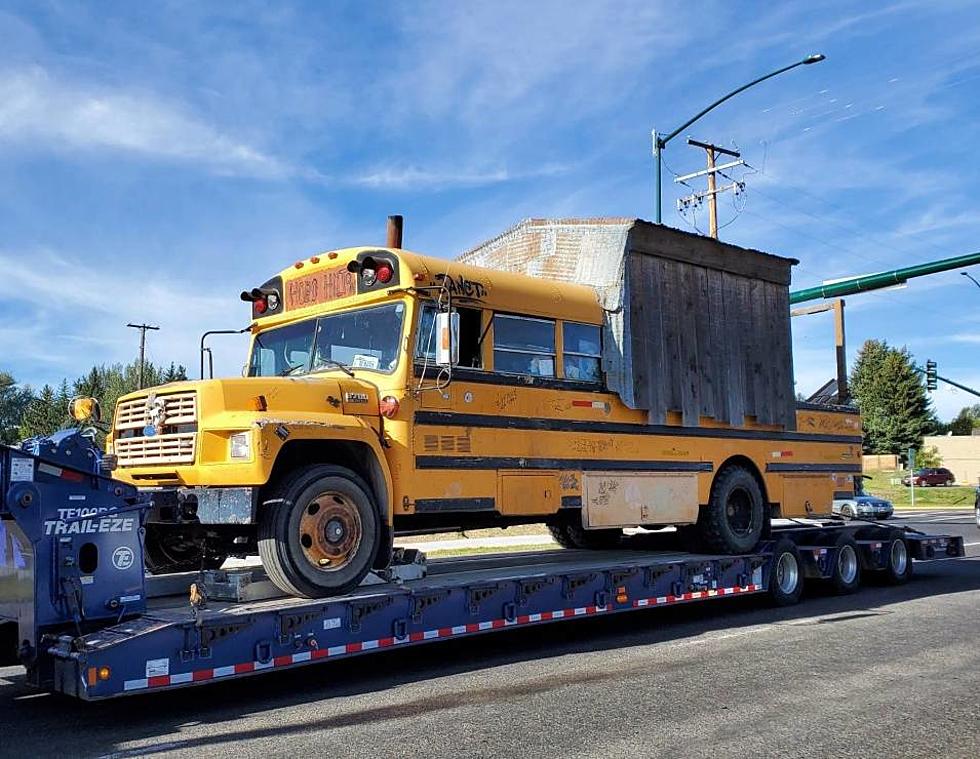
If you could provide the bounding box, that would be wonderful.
[652,53,826,224]
[962,271,980,290]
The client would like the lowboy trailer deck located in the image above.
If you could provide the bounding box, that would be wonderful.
[0,435,965,701]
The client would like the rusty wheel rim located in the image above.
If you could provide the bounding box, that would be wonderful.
[298,492,362,571]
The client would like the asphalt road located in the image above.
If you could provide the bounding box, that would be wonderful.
[1,512,978,759]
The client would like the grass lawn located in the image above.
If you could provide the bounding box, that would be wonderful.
[863,470,977,509]
[424,544,561,559]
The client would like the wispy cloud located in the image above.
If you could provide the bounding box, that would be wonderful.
[349,162,570,191]
[0,248,248,381]
[0,66,287,177]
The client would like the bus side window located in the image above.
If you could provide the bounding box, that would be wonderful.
[457,307,482,368]
[416,305,483,369]
[493,315,556,377]
[562,322,602,383]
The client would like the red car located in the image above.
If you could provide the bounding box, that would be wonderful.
[901,467,955,487]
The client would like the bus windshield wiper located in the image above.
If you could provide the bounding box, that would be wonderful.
[279,362,308,377]
[317,358,355,377]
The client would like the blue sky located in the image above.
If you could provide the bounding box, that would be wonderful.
[1,0,979,419]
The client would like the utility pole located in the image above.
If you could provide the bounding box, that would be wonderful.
[675,139,744,239]
[127,323,160,390]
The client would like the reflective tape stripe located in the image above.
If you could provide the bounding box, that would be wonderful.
[117,584,761,693]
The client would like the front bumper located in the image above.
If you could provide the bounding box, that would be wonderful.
[145,486,258,525]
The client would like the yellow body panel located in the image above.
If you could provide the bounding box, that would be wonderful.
[108,246,862,529]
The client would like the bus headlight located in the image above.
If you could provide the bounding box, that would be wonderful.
[229,432,251,459]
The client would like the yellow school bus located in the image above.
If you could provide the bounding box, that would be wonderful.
[105,220,862,598]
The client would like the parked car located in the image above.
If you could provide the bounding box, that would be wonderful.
[833,476,894,520]
[975,487,980,528]
[901,467,955,487]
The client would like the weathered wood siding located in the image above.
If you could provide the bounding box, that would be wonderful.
[457,218,798,430]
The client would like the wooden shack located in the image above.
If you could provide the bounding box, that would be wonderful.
[457,218,799,430]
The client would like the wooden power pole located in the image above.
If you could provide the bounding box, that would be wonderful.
[675,139,744,240]
[127,323,160,390]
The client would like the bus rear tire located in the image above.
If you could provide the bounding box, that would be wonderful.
[258,465,380,598]
[698,465,767,554]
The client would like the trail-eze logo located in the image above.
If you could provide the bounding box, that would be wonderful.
[44,507,136,536]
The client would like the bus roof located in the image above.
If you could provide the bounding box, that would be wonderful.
[245,246,604,329]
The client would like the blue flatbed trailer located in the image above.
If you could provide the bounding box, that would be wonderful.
[0,435,965,701]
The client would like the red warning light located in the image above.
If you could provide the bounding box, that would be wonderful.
[376,262,394,284]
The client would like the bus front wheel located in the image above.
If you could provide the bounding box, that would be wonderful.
[258,465,380,598]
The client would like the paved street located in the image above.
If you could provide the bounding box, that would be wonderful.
[2,514,978,759]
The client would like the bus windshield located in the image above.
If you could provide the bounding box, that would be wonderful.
[248,302,406,377]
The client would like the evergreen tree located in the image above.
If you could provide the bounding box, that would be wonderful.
[849,339,937,454]
[20,384,70,439]
[0,371,34,444]
[162,362,189,383]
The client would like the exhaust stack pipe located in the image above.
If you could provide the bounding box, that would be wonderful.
[386,215,403,249]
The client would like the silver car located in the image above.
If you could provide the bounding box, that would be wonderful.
[833,476,894,520]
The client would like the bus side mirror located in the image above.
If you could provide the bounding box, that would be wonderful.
[436,311,460,367]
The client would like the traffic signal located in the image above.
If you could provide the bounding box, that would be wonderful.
[925,360,938,391]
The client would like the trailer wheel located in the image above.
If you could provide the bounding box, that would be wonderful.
[258,465,380,598]
[143,525,227,575]
[828,535,861,594]
[698,465,767,554]
[768,538,804,606]
[879,531,913,585]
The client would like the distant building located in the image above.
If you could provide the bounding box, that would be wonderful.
[922,435,980,485]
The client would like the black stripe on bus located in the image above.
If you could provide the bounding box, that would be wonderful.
[415,456,714,472]
[765,463,863,473]
[414,498,496,513]
[414,411,862,445]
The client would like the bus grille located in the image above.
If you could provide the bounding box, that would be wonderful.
[114,390,198,466]
[114,433,196,466]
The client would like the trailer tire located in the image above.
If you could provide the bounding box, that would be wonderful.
[698,465,767,554]
[258,465,380,598]
[143,525,227,575]
[768,538,804,606]
[879,531,913,585]
[828,535,862,594]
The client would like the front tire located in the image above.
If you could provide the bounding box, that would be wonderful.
[698,465,767,554]
[258,465,380,598]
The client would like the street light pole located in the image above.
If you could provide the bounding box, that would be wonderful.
[652,53,825,224]
[962,271,980,290]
